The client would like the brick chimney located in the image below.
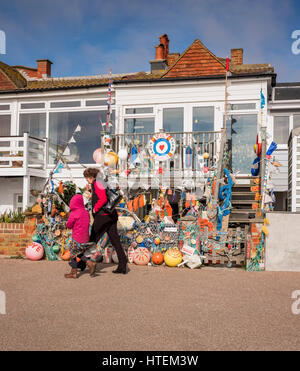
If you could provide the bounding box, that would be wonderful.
[36,59,53,78]
[230,49,243,65]
[159,34,169,60]
[150,34,170,73]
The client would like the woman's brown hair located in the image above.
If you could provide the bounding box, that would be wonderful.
[83,167,99,179]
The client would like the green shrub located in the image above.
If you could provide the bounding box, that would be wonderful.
[0,210,25,223]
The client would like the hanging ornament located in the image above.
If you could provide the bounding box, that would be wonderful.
[93,148,103,164]
[203,152,210,159]
[102,134,112,147]
[118,148,128,161]
[185,146,192,168]
[104,151,119,167]
[58,181,64,195]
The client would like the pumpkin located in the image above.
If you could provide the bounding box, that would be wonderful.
[152,252,164,265]
[164,248,182,267]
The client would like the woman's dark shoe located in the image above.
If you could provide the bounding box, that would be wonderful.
[112,267,127,274]
[86,260,96,276]
[64,268,78,279]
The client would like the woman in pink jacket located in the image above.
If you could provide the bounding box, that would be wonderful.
[83,167,128,274]
[64,194,96,278]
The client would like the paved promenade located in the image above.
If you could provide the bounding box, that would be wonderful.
[0,259,299,351]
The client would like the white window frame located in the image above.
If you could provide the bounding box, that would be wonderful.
[272,114,292,150]
[123,105,156,134]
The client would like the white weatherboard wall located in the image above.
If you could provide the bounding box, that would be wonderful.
[115,78,270,132]
[265,212,300,272]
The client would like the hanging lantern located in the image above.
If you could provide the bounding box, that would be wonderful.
[93,148,103,164]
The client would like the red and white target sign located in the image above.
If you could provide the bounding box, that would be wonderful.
[148,133,176,161]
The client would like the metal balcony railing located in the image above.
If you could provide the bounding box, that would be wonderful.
[108,131,222,173]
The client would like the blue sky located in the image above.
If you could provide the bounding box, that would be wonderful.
[0,0,299,81]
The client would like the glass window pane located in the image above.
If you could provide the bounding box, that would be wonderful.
[293,115,300,130]
[163,108,183,133]
[50,101,81,108]
[274,116,289,144]
[124,118,154,134]
[19,113,46,139]
[125,107,153,114]
[0,105,10,110]
[225,114,257,174]
[0,115,10,136]
[21,103,45,109]
[49,110,114,164]
[86,99,107,107]
[228,103,256,110]
[193,107,214,132]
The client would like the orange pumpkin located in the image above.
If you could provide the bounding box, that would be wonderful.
[152,252,164,265]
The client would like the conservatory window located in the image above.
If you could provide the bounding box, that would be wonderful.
[20,103,45,109]
[274,116,289,144]
[19,113,46,139]
[86,99,108,107]
[228,103,256,110]
[163,107,183,133]
[125,107,153,115]
[0,104,10,110]
[48,110,114,164]
[50,101,81,108]
[124,118,154,134]
[193,106,214,132]
[293,114,300,130]
[0,114,10,136]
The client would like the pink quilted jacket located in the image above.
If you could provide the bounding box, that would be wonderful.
[66,194,90,244]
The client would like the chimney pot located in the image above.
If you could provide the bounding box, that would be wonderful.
[155,44,165,60]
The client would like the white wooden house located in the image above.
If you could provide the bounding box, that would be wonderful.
[0,34,290,213]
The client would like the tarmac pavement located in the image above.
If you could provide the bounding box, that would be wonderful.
[0,259,299,351]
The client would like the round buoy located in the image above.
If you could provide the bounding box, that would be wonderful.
[104,151,119,167]
[61,250,71,261]
[164,248,182,267]
[25,242,44,261]
[118,148,128,161]
[152,252,164,265]
[133,247,151,265]
[93,148,103,164]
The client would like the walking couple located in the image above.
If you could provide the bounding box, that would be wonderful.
[64,167,127,278]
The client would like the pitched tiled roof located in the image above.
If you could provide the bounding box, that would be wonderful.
[162,39,227,78]
[0,38,275,93]
[0,61,27,89]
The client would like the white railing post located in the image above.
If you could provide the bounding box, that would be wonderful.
[23,132,29,171]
